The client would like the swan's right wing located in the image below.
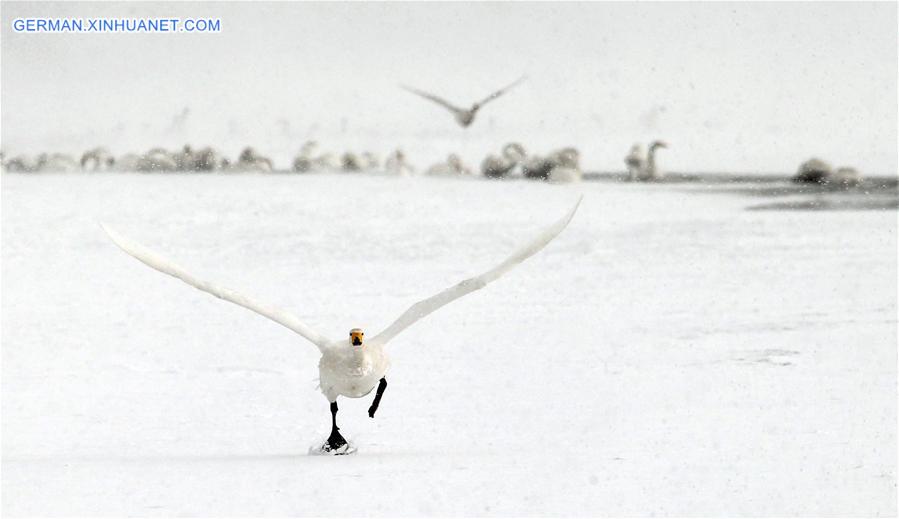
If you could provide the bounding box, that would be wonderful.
[400,85,465,114]
[370,197,582,347]
[478,75,527,106]
[101,224,331,352]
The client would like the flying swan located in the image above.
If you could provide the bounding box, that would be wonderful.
[100,198,581,454]
[400,76,527,128]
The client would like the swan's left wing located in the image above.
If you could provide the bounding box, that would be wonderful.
[370,197,582,347]
[101,224,332,352]
[400,85,465,114]
[478,75,527,106]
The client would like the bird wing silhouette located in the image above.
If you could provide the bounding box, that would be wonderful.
[370,197,582,347]
[477,75,528,106]
[400,84,466,114]
[101,224,331,352]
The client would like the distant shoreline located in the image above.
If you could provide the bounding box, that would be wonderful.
[4,169,897,188]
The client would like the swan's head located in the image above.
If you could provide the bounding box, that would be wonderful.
[650,140,669,150]
[502,143,527,162]
[349,328,365,347]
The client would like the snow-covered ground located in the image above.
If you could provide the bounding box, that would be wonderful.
[2,172,896,516]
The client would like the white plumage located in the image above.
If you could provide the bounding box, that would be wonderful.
[101,197,581,451]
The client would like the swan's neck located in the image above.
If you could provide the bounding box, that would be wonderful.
[352,346,367,364]
[647,146,660,177]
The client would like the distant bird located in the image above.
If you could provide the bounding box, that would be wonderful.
[793,158,861,187]
[136,148,177,172]
[341,152,362,172]
[546,148,582,183]
[360,152,380,170]
[521,154,554,181]
[81,147,116,171]
[4,154,39,172]
[638,140,668,181]
[191,147,225,171]
[385,149,414,176]
[793,157,832,184]
[293,141,329,173]
[521,147,581,182]
[831,167,862,187]
[400,76,527,128]
[39,153,79,172]
[624,144,644,181]
[481,143,526,179]
[114,153,142,172]
[236,147,274,172]
[426,154,473,176]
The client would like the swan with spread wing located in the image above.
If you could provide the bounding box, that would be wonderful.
[101,197,581,454]
[400,76,527,128]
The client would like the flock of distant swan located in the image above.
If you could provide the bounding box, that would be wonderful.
[1,76,864,187]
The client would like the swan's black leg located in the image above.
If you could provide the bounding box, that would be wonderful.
[326,400,347,450]
[368,377,387,418]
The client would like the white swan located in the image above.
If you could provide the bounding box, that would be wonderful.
[100,198,581,454]
[360,152,380,170]
[400,76,527,128]
[341,152,362,172]
[234,147,274,172]
[481,143,526,179]
[385,149,414,176]
[81,147,116,171]
[793,158,861,187]
[639,140,668,181]
[293,141,319,172]
[114,153,142,172]
[546,148,582,183]
[426,154,473,176]
[831,167,862,187]
[521,147,581,182]
[624,144,644,181]
[136,148,178,172]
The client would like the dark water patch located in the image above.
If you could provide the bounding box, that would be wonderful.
[747,198,899,211]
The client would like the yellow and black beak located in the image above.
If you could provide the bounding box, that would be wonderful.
[350,328,364,347]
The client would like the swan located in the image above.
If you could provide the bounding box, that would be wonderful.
[624,144,644,181]
[522,154,554,180]
[293,141,341,172]
[341,152,362,172]
[136,148,177,172]
[360,152,380,170]
[100,198,581,454]
[400,76,527,128]
[481,143,526,179]
[546,148,582,183]
[638,140,668,180]
[173,145,195,171]
[793,158,861,187]
[293,141,319,172]
[3,154,39,172]
[114,153,142,172]
[81,147,116,171]
[234,147,274,172]
[191,147,224,171]
[794,157,832,184]
[426,154,473,176]
[521,147,581,182]
[385,149,414,176]
[831,166,862,187]
[28,153,79,172]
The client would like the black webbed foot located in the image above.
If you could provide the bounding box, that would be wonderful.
[325,429,348,451]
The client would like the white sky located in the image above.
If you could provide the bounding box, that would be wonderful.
[2,1,896,174]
